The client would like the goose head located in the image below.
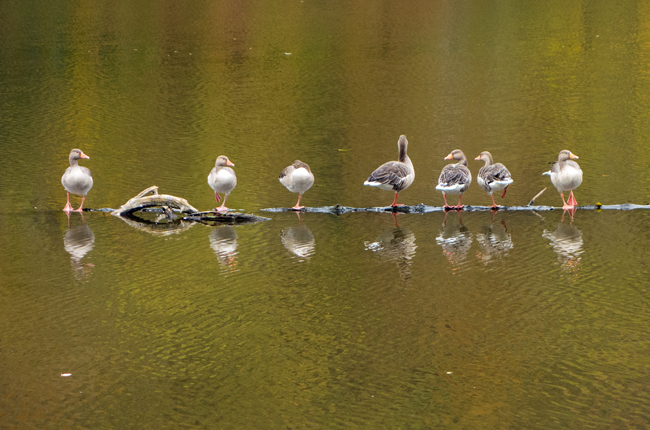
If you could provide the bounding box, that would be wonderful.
[215,155,235,167]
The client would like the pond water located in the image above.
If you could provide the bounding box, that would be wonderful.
[1,1,650,429]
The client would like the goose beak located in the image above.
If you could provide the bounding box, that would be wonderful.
[444,153,453,160]
[227,160,235,167]
[569,152,579,159]
[80,151,90,159]
[474,155,481,161]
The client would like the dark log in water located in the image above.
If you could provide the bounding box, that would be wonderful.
[86,185,650,218]
[104,186,269,224]
[183,211,271,224]
[261,203,650,214]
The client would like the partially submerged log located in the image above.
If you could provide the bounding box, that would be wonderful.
[183,211,271,225]
[90,186,650,219]
[109,186,269,224]
[261,203,650,214]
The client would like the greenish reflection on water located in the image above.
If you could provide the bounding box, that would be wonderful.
[1,1,650,429]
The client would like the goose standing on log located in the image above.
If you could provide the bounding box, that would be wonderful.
[436,149,472,209]
[279,160,314,210]
[543,150,582,210]
[208,155,237,213]
[61,149,93,213]
[363,135,414,207]
[475,151,514,209]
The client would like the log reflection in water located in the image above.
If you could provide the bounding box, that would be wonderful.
[113,213,196,236]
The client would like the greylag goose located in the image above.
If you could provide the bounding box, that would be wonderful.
[475,151,514,208]
[543,150,582,209]
[208,155,237,213]
[363,135,415,207]
[61,149,93,213]
[436,149,472,209]
[279,160,314,210]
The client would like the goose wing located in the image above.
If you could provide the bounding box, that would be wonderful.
[79,166,92,178]
[279,165,294,180]
[438,164,471,187]
[480,163,510,184]
[366,161,411,191]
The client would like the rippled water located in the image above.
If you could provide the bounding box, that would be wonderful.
[2,1,650,429]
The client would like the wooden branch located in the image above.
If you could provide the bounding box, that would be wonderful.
[107,186,269,225]
[111,186,199,216]
[92,185,650,219]
[527,188,547,206]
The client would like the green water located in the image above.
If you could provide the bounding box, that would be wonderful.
[1,1,650,429]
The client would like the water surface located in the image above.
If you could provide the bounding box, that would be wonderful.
[1,1,650,429]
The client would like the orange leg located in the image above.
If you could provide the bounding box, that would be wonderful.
[442,193,452,209]
[560,192,573,210]
[390,192,404,207]
[456,195,464,210]
[216,194,229,213]
[63,192,74,212]
[292,194,305,210]
[74,196,86,212]
[568,191,578,207]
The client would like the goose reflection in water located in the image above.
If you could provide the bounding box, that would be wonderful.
[281,215,315,261]
[63,222,95,279]
[476,217,513,264]
[210,226,239,271]
[543,221,583,269]
[364,226,417,281]
[436,211,472,268]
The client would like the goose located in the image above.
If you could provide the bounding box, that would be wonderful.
[475,151,514,208]
[279,160,314,210]
[208,155,237,213]
[436,149,472,209]
[61,149,93,213]
[543,150,582,210]
[363,135,414,207]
